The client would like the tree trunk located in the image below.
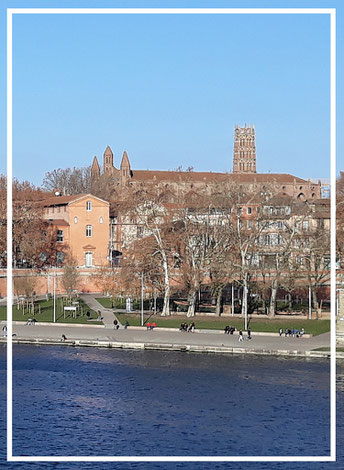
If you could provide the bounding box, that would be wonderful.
[161,283,170,317]
[160,249,170,316]
[269,280,277,318]
[312,288,319,320]
[241,275,247,319]
[215,287,223,317]
[187,291,197,317]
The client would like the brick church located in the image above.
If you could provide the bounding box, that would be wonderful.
[91,125,322,200]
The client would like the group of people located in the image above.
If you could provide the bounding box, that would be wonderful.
[238,329,252,341]
[280,327,305,338]
[179,322,195,333]
[224,325,236,335]
[146,322,157,330]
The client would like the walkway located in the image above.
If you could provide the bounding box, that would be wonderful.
[2,321,330,357]
[79,294,118,328]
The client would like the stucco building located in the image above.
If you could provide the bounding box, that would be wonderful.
[41,193,110,267]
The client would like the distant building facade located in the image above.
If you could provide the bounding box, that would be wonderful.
[42,194,110,267]
[91,125,322,201]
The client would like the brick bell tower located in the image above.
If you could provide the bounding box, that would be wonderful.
[233,124,256,173]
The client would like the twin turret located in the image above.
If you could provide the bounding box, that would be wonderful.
[91,146,131,180]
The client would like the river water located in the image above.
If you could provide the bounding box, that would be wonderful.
[0,344,343,470]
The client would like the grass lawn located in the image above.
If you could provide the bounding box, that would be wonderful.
[313,347,344,352]
[0,298,102,324]
[114,312,330,336]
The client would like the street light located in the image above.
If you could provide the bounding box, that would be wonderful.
[141,272,144,327]
[53,266,56,323]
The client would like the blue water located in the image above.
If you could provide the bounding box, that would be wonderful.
[0,344,343,469]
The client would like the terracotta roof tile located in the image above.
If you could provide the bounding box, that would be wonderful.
[40,194,88,206]
[132,170,310,184]
[45,219,70,226]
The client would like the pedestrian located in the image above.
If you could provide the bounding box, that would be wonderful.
[124,321,129,329]
[151,322,157,330]
[247,329,252,340]
[113,319,118,329]
[146,322,151,330]
[2,325,7,337]
[300,327,305,337]
[279,328,283,337]
[238,330,243,342]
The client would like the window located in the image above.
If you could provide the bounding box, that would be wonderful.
[86,200,92,211]
[86,225,92,237]
[247,207,252,215]
[74,216,78,224]
[302,220,309,231]
[57,230,64,242]
[137,226,143,238]
[99,217,104,224]
[57,252,64,264]
[85,252,93,267]
[247,220,253,230]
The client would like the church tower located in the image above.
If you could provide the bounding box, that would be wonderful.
[120,150,131,179]
[103,146,114,174]
[233,125,256,174]
[91,156,100,180]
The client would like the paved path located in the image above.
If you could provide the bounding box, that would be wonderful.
[79,294,117,328]
[2,321,330,354]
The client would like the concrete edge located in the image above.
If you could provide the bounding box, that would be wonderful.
[0,321,104,328]
[126,326,313,338]
[0,337,331,359]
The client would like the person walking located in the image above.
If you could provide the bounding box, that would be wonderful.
[279,328,283,337]
[247,329,252,340]
[238,330,243,342]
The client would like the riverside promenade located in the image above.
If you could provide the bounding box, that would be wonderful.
[0,294,331,358]
[0,321,331,358]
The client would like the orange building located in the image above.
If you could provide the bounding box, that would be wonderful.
[41,194,110,267]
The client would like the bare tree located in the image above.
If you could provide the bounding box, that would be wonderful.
[42,166,91,195]
[61,255,80,303]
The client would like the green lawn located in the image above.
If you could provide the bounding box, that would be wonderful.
[114,312,330,336]
[313,347,344,352]
[0,298,102,324]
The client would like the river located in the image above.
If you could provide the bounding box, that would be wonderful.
[0,344,343,469]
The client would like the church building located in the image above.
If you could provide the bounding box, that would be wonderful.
[91,125,322,201]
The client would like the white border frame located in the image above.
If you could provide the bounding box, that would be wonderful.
[6,7,336,463]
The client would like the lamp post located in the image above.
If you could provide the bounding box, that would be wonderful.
[53,266,56,323]
[141,272,144,327]
[308,285,312,320]
[231,281,234,316]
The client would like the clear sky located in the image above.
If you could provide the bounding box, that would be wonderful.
[0,1,343,187]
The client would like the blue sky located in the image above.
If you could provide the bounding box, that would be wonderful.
[0,1,342,186]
